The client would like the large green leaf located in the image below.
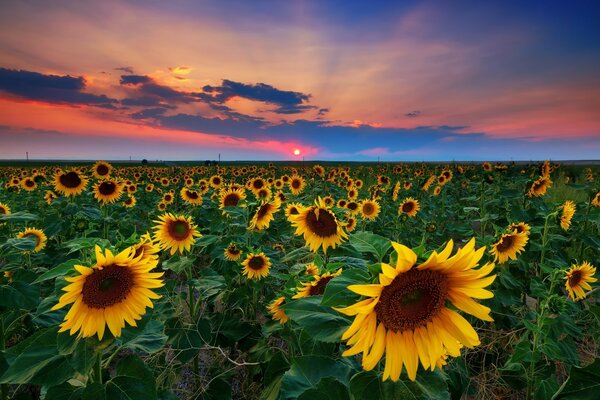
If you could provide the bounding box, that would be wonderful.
[0,280,40,309]
[33,259,79,284]
[349,370,450,400]
[297,377,350,400]
[321,268,370,308]
[0,212,39,222]
[553,359,600,400]
[118,319,168,354]
[349,232,391,262]
[280,355,351,399]
[282,297,349,342]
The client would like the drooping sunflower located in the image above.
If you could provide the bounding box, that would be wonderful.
[16,228,47,252]
[564,262,597,301]
[335,239,495,381]
[304,263,320,276]
[489,231,528,263]
[93,179,124,204]
[54,169,88,197]
[290,198,348,253]
[508,222,531,236]
[360,199,380,221]
[267,297,289,324]
[560,200,576,231]
[51,245,164,340]
[224,243,242,261]
[122,195,136,208]
[293,269,342,298]
[399,198,420,217]
[241,252,271,280]
[131,232,160,263]
[0,202,11,215]
[180,187,203,206]
[153,213,202,255]
[248,197,281,231]
[219,187,246,209]
[44,190,59,205]
[289,174,306,195]
[92,161,112,179]
[528,176,552,197]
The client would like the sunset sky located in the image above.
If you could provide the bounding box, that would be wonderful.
[1,0,599,161]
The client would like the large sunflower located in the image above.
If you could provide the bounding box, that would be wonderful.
[16,227,47,252]
[528,176,552,197]
[241,252,271,280]
[153,213,202,255]
[54,169,88,197]
[359,199,380,221]
[508,222,531,236]
[92,161,113,179]
[293,269,342,298]
[489,231,528,263]
[335,239,495,381]
[248,197,281,231]
[219,187,246,209]
[399,198,420,217]
[564,262,597,301]
[290,198,348,253]
[267,297,289,324]
[560,200,576,231]
[51,245,164,339]
[93,179,124,204]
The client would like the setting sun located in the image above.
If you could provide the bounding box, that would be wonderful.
[293,148,301,156]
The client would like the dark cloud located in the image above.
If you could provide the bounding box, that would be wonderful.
[120,75,151,85]
[318,108,329,115]
[202,79,313,113]
[405,110,422,118]
[130,107,171,120]
[0,67,118,108]
[115,66,134,74]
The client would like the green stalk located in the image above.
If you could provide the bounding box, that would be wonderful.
[578,198,592,260]
[93,347,103,384]
[539,212,556,270]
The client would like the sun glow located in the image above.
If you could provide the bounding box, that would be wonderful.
[293,149,301,156]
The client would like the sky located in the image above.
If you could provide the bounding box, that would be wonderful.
[0,0,599,161]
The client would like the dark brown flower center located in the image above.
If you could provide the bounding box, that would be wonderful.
[25,179,35,187]
[168,220,191,241]
[375,268,448,332]
[402,202,414,213]
[248,256,266,270]
[309,275,334,296]
[223,193,240,206]
[252,179,264,189]
[256,203,273,220]
[347,202,358,211]
[305,207,338,237]
[96,164,109,176]
[289,206,299,215]
[569,270,582,287]
[82,264,134,309]
[99,181,117,195]
[60,172,82,188]
[212,177,221,185]
[363,203,375,215]
[496,234,515,252]
[291,179,301,189]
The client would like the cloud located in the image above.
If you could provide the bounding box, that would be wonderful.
[119,74,196,105]
[114,66,134,74]
[0,67,118,108]
[119,75,151,85]
[405,110,421,118]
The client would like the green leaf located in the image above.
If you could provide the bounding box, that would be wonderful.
[33,259,79,284]
[63,238,110,255]
[297,377,350,400]
[349,231,391,262]
[349,370,450,400]
[553,359,600,399]
[321,268,370,308]
[82,383,106,400]
[280,355,350,399]
[46,383,83,400]
[0,281,40,309]
[106,376,157,400]
[0,211,39,222]
[535,376,559,400]
[283,297,349,342]
[161,255,195,274]
[118,319,168,354]
[193,268,226,299]
[2,235,37,251]
[116,355,156,394]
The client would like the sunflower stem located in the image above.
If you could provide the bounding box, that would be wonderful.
[93,347,103,384]
[578,197,592,260]
[539,212,555,271]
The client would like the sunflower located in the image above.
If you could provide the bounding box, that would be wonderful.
[51,245,164,340]
[249,197,281,231]
[344,215,358,232]
[267,297,289,324]
[490,231,528,263]
[131,232,160,262]
[392,182,401,201]
[560,200,576,231]
[399,198,420,217]
[248,177,267,194]
[335,239,495,381]
[44,190,58,205]
[209,175,223,188]
[241,252,271,280]
[255,187,272,201]
[93,179,124,204]
[360,199,380,221]
[289,175,306,195]
[157,202,167,212]
[346,201,360,215]
[122,195,136,208]
[17,228,47,252]
[564,262,597,301]
[293,269,342,298]
[92,161,112,179]
[433,186,442,196]
[508,222,531,236]
[290,198,348,253]
[305,263,320,276]
[422,176,436,192]
[162,191,175,204]
[153,213,202,255]
[528,176,552,197]
[21,177,37,192]
[219,187,246,209]
[54,169,88,197]
[224,243,242,261]
[0,202,11,215]
[483,162,492,172]
[180,187,203,206]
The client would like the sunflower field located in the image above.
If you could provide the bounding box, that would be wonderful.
[0,160,598,400]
